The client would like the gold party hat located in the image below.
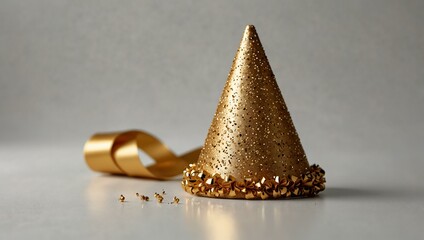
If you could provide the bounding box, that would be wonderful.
[182,25,325,199]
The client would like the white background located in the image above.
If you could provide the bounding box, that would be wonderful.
[1,0,423,239]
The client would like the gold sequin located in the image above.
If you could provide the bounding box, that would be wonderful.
[140,195,149,201]
[119,194,125,202]
[154,193,164,203]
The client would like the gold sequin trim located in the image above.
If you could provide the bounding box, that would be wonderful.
[182,164,325,199]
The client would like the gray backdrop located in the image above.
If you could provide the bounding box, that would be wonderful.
[1,0,423,172]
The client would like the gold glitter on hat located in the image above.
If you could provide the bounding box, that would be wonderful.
[182,25,325,199]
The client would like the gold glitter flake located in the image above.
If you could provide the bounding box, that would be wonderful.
[140,195,149,201]
[119,194,125,202]
[154,193,164,203]
[172,196,180,204]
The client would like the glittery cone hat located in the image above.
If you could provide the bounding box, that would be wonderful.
[182,25,325,199]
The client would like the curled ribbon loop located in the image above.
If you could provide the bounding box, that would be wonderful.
[84,130,201,180]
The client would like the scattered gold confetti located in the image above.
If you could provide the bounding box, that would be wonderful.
[172,196,180,204]
[119,194,125,202]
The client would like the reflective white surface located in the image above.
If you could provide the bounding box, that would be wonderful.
[1,145,423,240]
[1,0,423,239]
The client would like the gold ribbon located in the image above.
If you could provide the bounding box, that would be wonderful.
[84,130,201,180]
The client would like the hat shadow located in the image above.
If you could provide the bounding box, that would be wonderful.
[321,186,423,200]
